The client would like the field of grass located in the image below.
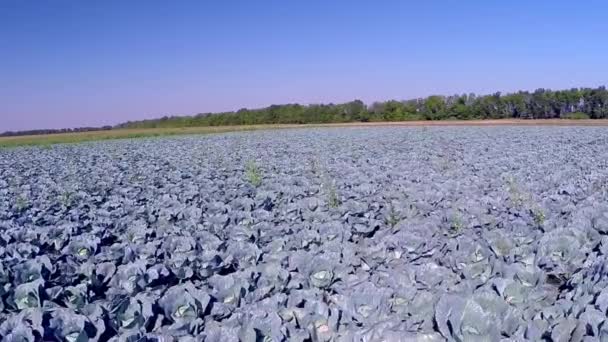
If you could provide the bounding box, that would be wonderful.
[0,125,292,148]
[2,119,608,148]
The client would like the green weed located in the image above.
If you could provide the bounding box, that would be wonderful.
[60,190,74,207]
[506,176,526,208]
[386,204,400,228]
[245,161,262,187]
[450,215,464,234]
[15,195,29,211]
[531,206,546,226]
[327,185,340,208]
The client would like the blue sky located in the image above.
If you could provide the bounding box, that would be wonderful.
[1,0,607,130]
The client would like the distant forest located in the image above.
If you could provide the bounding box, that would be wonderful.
[0,126,113,137]
[116,86,608,129]
[3,86,608,136]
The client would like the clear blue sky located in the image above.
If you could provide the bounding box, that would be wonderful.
[1,0,607,131]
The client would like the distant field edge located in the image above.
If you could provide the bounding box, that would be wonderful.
[2,119,608,148]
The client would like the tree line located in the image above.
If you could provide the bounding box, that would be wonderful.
[116,86,608,129]
[3,86,607,136]
[0,126,113,137]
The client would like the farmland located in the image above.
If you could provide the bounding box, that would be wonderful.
[1,126,608,341]
[2,119,608,148]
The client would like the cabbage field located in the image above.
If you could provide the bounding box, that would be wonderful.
[1,126,608,341]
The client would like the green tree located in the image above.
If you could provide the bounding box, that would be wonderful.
[423,96,446,120]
